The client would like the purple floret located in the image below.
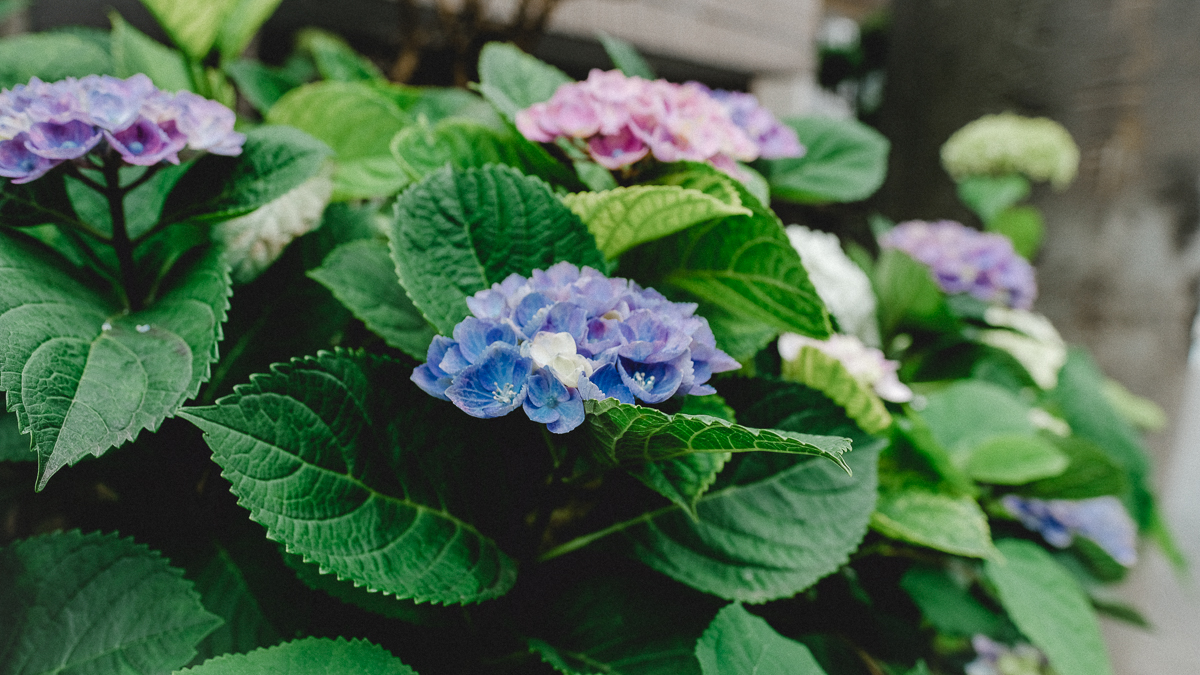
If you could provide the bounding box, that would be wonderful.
[881,220,1037,309]
[1001,494,1138,566]
[410,262,741,433]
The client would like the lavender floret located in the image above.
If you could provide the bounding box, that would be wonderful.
[1001,494,1138,566]
[881,220,1036,310]
[412,262,741,433]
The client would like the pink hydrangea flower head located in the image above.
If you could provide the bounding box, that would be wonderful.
[881,220,1037,309]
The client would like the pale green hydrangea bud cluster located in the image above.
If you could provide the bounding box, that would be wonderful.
[941,112,1080,189]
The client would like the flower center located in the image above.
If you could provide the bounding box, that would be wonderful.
[128,141,144,154]
[632,371,656,389]
[492,381,517,404]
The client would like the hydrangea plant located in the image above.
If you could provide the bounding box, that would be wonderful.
[0,14,1170,675]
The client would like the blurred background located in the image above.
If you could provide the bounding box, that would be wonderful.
[3,1,1196,671]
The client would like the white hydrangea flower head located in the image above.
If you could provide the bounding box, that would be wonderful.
[778,333,912,403]
[941,112,1080,189]
[215,165,334,283]
[785,224,881,347]
[978,306,1066,390]
[525,331,594,388]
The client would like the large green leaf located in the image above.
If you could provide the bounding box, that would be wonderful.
[598,31,656,79]
[623,440,879,602]
[872,249,956,337]
[138,0,239,59]
[965,434,1068,485]
[215,0,284,62]
[0,236,230,489]
[695,603,827,675]
[761,116,888,204]
[176,637,416,675]
[1052,349,1155,528]
[267,82,410,200]
[985,539,1113,675]
[308,239,436,360]
[0,168,84,230]
[584,398,851,472]
[918,380,1033,459]
[625,165,831,339]
[1019,436,1127,500]
[0,409,30,462]
[189,548,281,663]
[870,487,995,558]
[281,551,443,624]
[223,59,297,114]
[296,28,383,82]
[956,173,1030,225]
[0,530,221,675]
[389,117,578,189]
[899,565,1014,638]
[527,564,720,675]
[389,164,605,335]
[695,300,778,362]
[111,13,192,92]
[180,350,518,604]
[476,42,572,120]
[629,395,736,515]
[162,126,331,225]
[780,345,892,434]
[0,32,113,89]
[563,186,751,260]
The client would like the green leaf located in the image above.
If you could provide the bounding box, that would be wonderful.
[1020,436,1127,500]
[67,164,190,240]
[649,162,744,207]
[0,168,84,229]
[0,237,230,489]
[215,0,284,61]
[965,434,1068,485]
[162,125,331,225]
[584,398,851,472]
[988,206,1044,259]
[918,380,1033,459]
[180,350,518,604]
[267,81,410,200]
[138,0,238,59]
[389,164,605,335]
[296,28,383,82]
[625,165,832,339]
[695,603,827,675]
[374,84,502,127]
[189,548,281,663]
[281,551,444,624]
[899,565,1013,638]
[176,637,416,675]
[0,32,113,89]
[110,12,192,91]
[0,530,221,674]
[597,31,655,79]
[528,564,719,675]
[1052,349,1155,528]
[872,249,956,337]
[308,239,436,360]
[696,300,778,362]
[224,59,297,114]
[0,410,31,462]
[624,440,880,602]
[780,345,892,434]
[985,539,1114,675]
[390,117,579,189]
[870,487,995,557]
[762,116,889,204]
[563,186,751,260]
[476,41,572,120]
[627,396,737,515]
[956,174,1031,224]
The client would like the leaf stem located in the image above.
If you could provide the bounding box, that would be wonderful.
[536,503,677,562]
[102,155,142,311]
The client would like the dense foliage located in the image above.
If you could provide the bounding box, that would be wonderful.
[0,4,1172,675]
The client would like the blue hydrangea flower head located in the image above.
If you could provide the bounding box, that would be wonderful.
[881,220,1037,309]
[0,74,244,183]
[1001,494,1138,566]
[412,262,740,433]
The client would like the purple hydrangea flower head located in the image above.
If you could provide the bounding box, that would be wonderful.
[1001,494,1138,566]
[516,68,775,180]
[881,220,1037,309]
[700,86,805,159]
[965,635,1051,675]
[0,74,244,183]
[412,262,740,433]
